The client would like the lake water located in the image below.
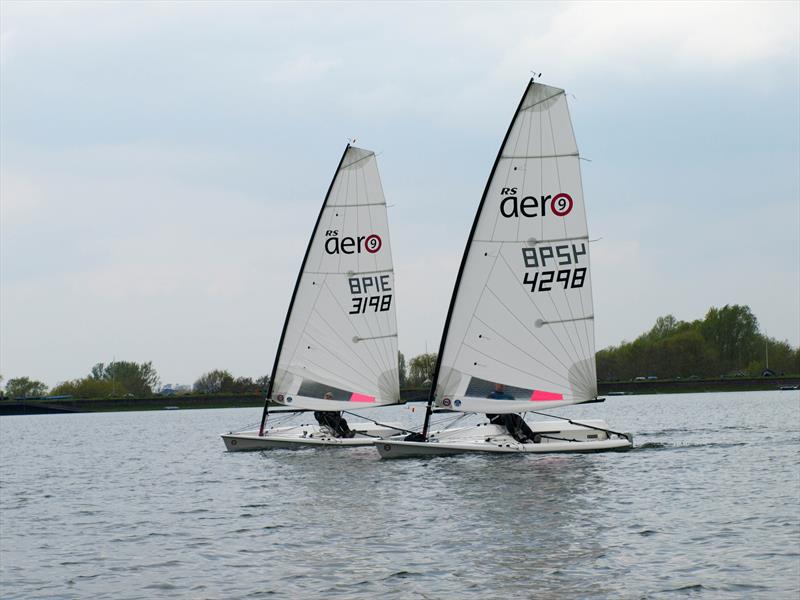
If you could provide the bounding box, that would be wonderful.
[1,391,798,599]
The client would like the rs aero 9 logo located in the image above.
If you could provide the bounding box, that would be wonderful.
[324,230,382,255]
[499,188,573,218]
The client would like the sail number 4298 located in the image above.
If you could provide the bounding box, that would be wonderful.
[523,269,586,292]
[521,242,587,292]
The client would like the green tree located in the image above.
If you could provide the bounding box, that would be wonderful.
[255,375,270,392]
[51,378,117,398]
[646,314,686,341]
[90,361,160,396]
[193,369,235,394]
[5,377,48,398]
[700,305,759,372]
[747,336,800,375]
[407,353,437,387]
[398,351,407,388]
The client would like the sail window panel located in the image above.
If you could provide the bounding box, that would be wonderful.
[451,328,575,400]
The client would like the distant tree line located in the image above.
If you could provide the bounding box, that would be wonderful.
[2,304,796,399]
[597,304,800,380]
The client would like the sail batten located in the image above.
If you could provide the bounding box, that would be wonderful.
[431,80,597,414]
[267,145,400,411]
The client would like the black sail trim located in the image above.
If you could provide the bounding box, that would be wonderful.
[259,144,351,435]
[420,79,534,437]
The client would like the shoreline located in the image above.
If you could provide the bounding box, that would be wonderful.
[1,376,798,416]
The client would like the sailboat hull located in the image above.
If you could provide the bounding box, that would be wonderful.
[375,421,632,459]
[221,423,403,451]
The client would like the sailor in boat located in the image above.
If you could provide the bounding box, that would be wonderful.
[486,383,539,444]
[313,392,356,438]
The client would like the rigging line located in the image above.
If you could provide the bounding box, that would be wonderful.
[315,282,384,381]
[529,410,632,441]
[538,434,583,443]
[470,314,576,387]
[494,252,586,373]
[428,412,474,433]
[341,411,417,435]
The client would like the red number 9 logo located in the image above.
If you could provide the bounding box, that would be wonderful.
[551,193,573,217]
[365,234,382,253]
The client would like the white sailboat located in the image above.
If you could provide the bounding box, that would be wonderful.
[222,145,405,451]
[377,80,633,458]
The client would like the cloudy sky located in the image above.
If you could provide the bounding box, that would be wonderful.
[2,1,798,387]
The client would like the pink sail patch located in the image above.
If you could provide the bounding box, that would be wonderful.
[530,390,564,401]
[350,392,376,403]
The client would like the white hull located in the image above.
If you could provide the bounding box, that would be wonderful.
[221,422,403,451]
[375,420,632,459]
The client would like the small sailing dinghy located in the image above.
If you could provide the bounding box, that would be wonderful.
[223,145,405,451]
[377,80,633,459]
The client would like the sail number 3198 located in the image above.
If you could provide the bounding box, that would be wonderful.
[348,275,392,314]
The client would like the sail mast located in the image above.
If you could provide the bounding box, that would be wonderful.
[420,80,534,438]
[259,144,351,436]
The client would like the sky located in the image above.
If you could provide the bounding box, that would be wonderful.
[1,1,799,388]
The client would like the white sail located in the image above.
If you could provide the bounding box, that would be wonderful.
[270,146,400,411]
[433,81,597,414]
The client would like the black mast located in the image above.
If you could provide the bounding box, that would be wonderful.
[259,144,351,436]
[417,79,535,440]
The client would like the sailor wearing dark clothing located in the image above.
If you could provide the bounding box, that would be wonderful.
[486,383,538,444]
[314,392,356,438]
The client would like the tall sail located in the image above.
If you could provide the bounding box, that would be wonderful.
[432,81,597,414]
[268,145,400,411]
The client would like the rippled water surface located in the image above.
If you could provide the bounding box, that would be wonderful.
[2,391,799,599]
